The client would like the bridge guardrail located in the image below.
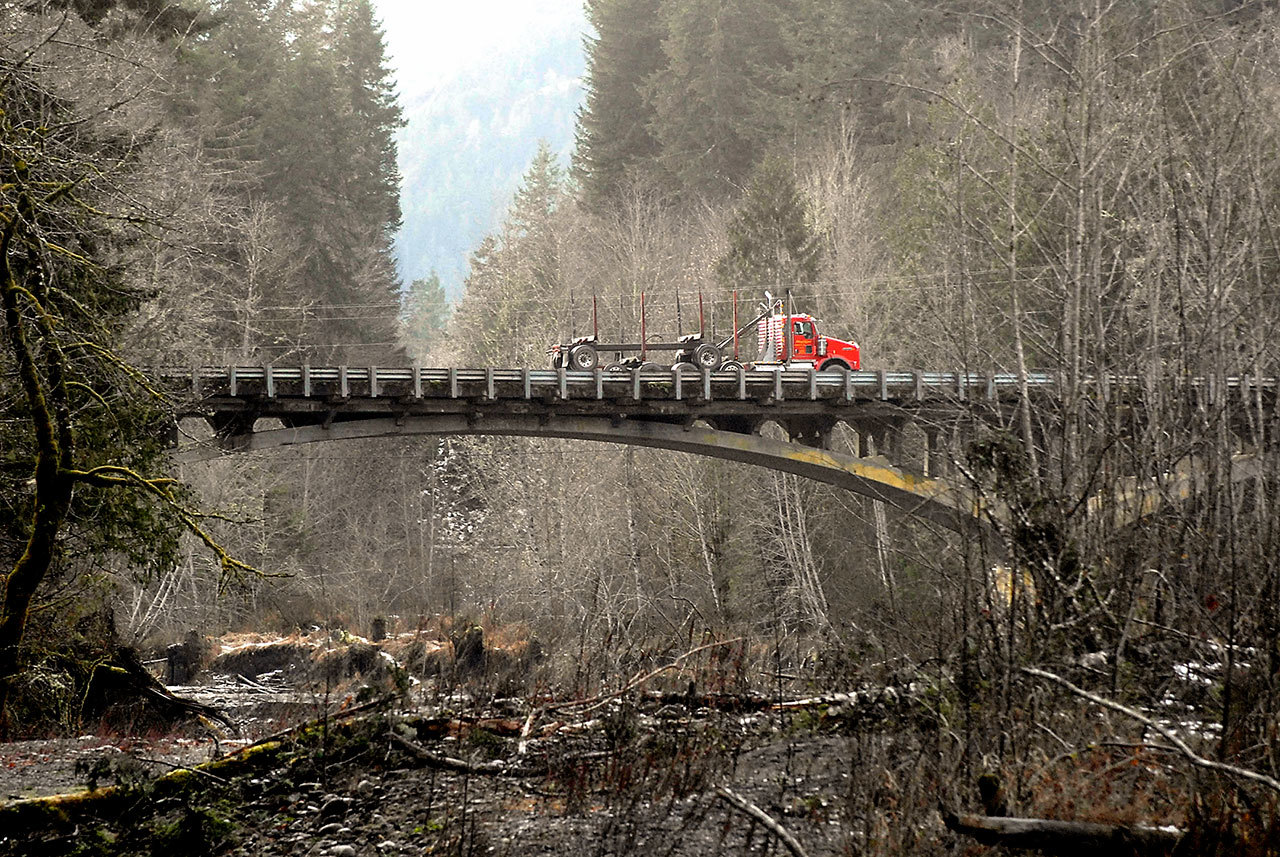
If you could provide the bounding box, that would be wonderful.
[158,366,1275,410]
[161,365,1066,405]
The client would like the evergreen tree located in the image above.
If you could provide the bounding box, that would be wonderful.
[646,0,805,198]
[509,141,564,296]
[716,155,823,292]
[573,0,666,210]
[171,0,405,363]
[453,142,567,365]
[400,272,451,363]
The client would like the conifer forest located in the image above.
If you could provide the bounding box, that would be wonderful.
[4,1,1280,854]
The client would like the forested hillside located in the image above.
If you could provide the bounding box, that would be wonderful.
[410,0,1280,849]
[394,22,585,298]
[0,0,406,727]
[5,0,1280,853]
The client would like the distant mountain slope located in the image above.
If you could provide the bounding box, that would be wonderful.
[394,21,585,297]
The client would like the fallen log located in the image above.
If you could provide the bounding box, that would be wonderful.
[0,697,396,829]
[387,731,546,777]
[0,738,289,830]
[943,809,1184,856]
[88,644,237,733]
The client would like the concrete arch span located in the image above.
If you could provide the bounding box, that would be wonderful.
[177,414,983,533]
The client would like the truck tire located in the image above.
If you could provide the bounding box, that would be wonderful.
[721,360,744,373]
[568,344,598,371]
[821,359,851,372]
[692,343,723,370]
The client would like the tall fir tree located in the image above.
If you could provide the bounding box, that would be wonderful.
[645,0,804,198]
[453,142,567,366]
[716,155,823,293]
[171,0,404,363]
[400,272,451,363]
[573,0,666,210]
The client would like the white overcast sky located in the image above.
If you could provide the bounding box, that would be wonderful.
[374,0,586,90]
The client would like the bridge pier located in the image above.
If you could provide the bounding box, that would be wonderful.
[782,416,838,450]
[925,430,947,477]
[209,412,258,446]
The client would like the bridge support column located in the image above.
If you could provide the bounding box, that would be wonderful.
[783,417,837,450]
[878,427,899,462]
[925,430,947,477]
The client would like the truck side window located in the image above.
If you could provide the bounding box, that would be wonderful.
[794,321,812,338]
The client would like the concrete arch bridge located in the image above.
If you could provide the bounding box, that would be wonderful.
[164,365,1271,534]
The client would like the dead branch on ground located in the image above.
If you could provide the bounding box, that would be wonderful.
[550,637,744,715]
[387,731,546,778]
[716,786,812,857]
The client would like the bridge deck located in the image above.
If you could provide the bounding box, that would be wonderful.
[169,366,1053,424]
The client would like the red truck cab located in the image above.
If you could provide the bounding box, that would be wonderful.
[755,311,860,371]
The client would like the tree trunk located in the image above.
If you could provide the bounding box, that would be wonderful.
[944,810,1182,856]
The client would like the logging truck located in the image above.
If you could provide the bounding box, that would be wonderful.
[548,291,861,373]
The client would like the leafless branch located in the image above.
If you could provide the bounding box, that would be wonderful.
[715,786,812,857]
[1023,666,1280,795]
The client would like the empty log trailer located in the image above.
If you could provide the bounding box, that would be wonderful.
[548,290,860,373]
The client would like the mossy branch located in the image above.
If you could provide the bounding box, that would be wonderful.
[64,339,172,403]
[67,464,263,586]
